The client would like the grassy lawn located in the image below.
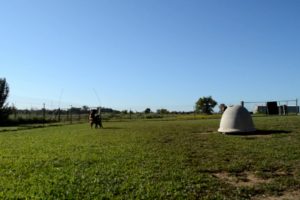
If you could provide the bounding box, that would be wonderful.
[0,116,299,199]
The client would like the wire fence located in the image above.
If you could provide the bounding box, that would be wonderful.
[7,106,190,125]
[8,96,299,127]
[6,96,197,125]
[8,107,89,124]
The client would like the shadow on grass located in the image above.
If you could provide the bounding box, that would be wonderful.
[0,124,63,133]
[96,127,124,130]
[225,129,291,136]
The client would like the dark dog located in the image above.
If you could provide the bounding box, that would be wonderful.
[94,114,103,128]
[89,110,103,128]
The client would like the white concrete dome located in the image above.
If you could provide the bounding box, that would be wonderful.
[218,105,256,133]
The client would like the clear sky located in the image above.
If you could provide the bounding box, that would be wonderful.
[1,0,300,111]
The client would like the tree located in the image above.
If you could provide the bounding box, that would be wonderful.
[121,110,128,114]
[0,78,10,121]
[144,108,151,114]
[157,108,169,114]
[219,103,227,113]
[81,105,89,113]
[195,96,217,114]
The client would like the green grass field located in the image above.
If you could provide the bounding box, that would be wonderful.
[0,116,300,199]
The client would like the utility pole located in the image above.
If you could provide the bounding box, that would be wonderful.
[70,105,72,124]
[43,103,46,126]
[241,101,244,107]
[58,108,61,122]
[296,99,299,115]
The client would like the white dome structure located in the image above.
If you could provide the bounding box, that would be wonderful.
[218,105,256,134]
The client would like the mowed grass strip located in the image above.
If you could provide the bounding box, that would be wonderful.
[0,116,299,199]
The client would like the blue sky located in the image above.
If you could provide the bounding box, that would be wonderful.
[1,0,300,111]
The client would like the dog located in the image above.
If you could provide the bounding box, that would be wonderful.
[89,109,103,128]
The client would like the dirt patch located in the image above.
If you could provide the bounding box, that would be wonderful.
[252,190,300,200]
[214,171,300,199]
[214,172,271,187]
